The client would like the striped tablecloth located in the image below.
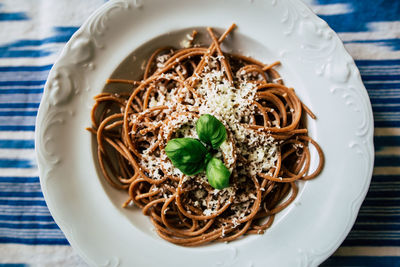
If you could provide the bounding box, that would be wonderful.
[0,0,399,266]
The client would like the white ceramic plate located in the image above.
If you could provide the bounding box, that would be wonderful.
[35,0,374,266]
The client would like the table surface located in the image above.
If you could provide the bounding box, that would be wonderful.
[0,0,399,266]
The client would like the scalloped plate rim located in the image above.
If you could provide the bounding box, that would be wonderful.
[35,0,374,266]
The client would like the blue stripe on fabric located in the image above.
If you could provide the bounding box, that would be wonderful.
[362,75,400,81]
[0,237,68,245]
[0,103,39,109]
[0,93,44,103]
[2,27,78,48]
[0,177,39,183]
[0,111,37,116]
[348,234,400,239]
[0,186,42,192]
[321,256,400,267]
[370,97,400,104]
[0,27,78,58]
[0,264,28,267]
[0,223,58,229]
[0,116,36,126]
[363,199,400,206]
[0,159,34,169]
[365,83,400,90]
[370,176,400,183]
[0,50,53,58]
[342,238,400,246]
[372,175,400,182]
[316,0,400,33]
[355,59,400,66]
[345,39,400,50]
[374,156,400,166]
[0,89,43,95]
[352,223,400,231]
[0,80,45,86]
[0,65,52,72]
[0,126,35,131]
[0,192,43,198]
[374,121,400,127]
[365,190,400,198]
[0,70,49,82]
[0,12,28,21]
[375,137,399,149]
[356,215,400,223]
[359,210,400,215]
[0,140,35,149]
[373,106,400,112]
[0,215,52,222]
[0,200,46,206]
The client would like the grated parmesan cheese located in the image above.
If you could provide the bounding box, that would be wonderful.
[136,56,280,224]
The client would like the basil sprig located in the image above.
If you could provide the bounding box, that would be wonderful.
[196,114,227,149]
[206,157,231,189]
[165,114,231,189]
[165,138,209,175]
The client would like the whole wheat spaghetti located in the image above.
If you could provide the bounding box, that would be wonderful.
[87,24,324,246]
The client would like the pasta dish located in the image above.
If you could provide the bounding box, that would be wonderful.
[87,24,324,246]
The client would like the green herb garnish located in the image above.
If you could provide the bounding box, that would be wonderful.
[206,157,231,189]
[196,114,227,149]
[165,114,230,189]
[165,138,209,175]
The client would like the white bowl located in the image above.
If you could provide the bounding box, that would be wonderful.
[35,0,374,266]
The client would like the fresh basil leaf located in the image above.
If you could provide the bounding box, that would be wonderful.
[196,114,227,149]
[206,157,231,189]
[165,138,208,175]
[204,152,213,166]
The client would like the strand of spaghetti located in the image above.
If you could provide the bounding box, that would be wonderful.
[153,220,229,246]
[144,46,173,79]
[116,137,168,186]
[262,61,281,71]
[265,182,298,215]
[156,50,208,76]
[258,152,309,183]
[93,95,127,106]
[175,177,233,220]
[142,198,167,215]
[162,47,207,68]
[253,102,271,127]
[237,175,262,224]
[297,135,324,180]
[218,220,252,242]
[190,24,236,86]
[161,196,216,236]
[256,82,290,90]
[97,147,128,190]
[301,101,317,119]
[142,84,156,110]
[267,68,284,84]
[257,91,288,126]
[135,189,161,200]
[107,78,141,85]
[128,178,146,201]
[256,91,302,133]
[248,214,275,233]
[238,65,268,81]
[96,113,124,153]
[119,172,139,184]
[116,153,131,180]
[230,52,267,67]
[206,27,233,83]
